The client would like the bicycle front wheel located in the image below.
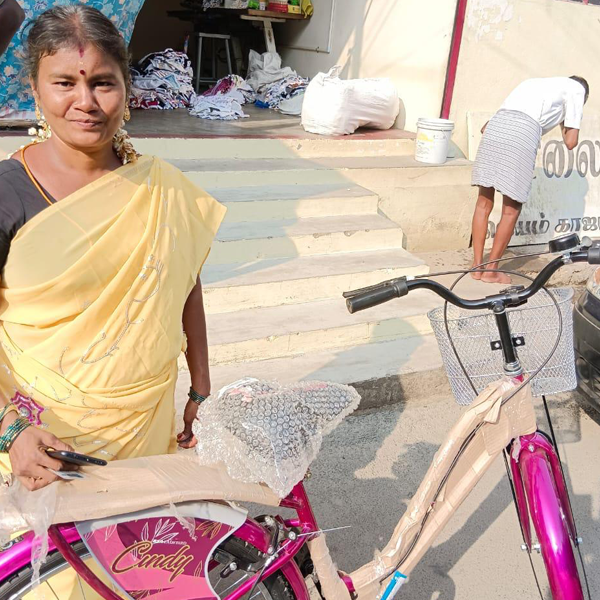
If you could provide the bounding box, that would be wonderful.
[521,450,584,600]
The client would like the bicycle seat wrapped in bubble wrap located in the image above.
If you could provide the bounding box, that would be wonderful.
[193,379,361,497]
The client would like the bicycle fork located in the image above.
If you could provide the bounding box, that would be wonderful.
[509,431,583,600]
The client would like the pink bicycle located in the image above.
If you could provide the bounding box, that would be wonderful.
[0,233,595,600]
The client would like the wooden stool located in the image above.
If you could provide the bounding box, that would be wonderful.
[194,32,233,92]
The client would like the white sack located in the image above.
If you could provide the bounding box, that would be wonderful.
[301,66,400,136]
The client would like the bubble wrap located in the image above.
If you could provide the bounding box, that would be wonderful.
[193,379,361,498]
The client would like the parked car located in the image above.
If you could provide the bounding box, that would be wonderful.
[574,267,600,412]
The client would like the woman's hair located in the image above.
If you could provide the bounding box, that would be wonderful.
[570,75,590,103]
[24,3,130,91]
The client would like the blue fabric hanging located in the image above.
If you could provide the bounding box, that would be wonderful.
[0,0,145,119]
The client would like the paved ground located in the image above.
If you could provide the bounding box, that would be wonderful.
[301,391,600,599]
[418,246,596,290]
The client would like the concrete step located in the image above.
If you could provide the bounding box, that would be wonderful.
[176,334,447,412]
[0,133,416,161]
[138,136,417,160]
[204,292,440,366]
[170,156,473,189]
[208,214,405,264]
[209,183,378,222]
[202,248,427,313]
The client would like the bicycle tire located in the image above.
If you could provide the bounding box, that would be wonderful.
[521,452,584,600]
[0,534,298,600]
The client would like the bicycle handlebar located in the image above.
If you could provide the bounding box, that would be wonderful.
[345,244,600,314]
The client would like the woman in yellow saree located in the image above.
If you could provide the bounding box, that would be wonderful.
[0,6,225,498]
[0,5,226,599]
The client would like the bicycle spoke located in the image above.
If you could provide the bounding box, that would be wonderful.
[576,545,593,600]
[220,573,249,595]
[76,573,88,600]
[46,582,61,600]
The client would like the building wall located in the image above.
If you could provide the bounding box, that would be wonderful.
[280,0,457,131]
[450,0,600,247]
[451,0,600,155]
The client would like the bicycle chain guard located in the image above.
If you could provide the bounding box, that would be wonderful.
[76,501,246,599]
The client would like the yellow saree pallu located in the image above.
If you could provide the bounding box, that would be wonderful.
[0,155,226,475]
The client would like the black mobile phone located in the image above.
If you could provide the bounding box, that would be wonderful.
[46,450,107,467]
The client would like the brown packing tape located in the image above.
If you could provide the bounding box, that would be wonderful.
[352,379,537,598]
[48,454,280,525]
[308,535,352,600]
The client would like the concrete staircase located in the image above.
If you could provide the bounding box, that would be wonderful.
[161,138,465,406]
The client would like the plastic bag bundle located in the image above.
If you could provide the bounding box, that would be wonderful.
[1,477,57,590]
[301,66,400,136]
[194,378,360,497]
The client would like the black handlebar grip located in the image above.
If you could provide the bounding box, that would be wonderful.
[346,279,409,314]
[588,246,600,264]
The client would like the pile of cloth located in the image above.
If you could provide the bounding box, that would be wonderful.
[203,74,255,103]
[129,49,195,110]
[246,51,308,115]
[189,75,255,120]
[263,75,309,113]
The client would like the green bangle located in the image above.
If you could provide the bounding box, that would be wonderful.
[0,403,17,424]
[189,387,207,405]
[0,417,30,453]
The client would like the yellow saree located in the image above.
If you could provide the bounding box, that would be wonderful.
[0,154,226,474]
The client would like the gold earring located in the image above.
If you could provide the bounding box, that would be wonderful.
[113,105,137,165]
[29,104,52,143]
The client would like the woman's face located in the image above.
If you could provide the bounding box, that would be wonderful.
[33,43,127,153]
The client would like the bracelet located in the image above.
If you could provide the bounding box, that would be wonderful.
[0,417,31,453]
[0,403,17,424]
[188,387,207,405]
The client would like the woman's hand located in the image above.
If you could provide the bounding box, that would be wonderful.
[3,413,79,491]
[180,278,211,450]
[177,399,200,449]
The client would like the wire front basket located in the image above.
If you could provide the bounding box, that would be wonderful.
[428,287,577,405]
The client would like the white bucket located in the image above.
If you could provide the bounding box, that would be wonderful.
[415,118,455,165]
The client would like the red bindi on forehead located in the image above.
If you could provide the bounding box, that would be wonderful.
[79,46,86,75]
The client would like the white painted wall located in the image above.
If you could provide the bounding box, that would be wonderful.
[451,0,600,154]
[451,0,600,248]
[280,0,457,131]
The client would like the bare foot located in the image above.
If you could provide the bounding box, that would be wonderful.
[481,270,511,284]
[470,265,483,280]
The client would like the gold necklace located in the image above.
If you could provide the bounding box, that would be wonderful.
[20,144,54,207]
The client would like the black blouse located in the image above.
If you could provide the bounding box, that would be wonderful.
[0,158,55,272]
